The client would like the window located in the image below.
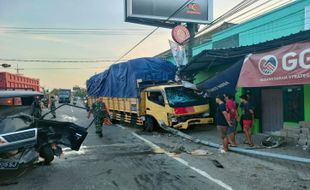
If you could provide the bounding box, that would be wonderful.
[165,87,207,108]
[283,86,304,122]
[147,91,165,106]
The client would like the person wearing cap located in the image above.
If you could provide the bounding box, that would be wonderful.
[88,97,111,137]
[215,95,233,153]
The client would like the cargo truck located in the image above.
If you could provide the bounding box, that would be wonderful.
[87,58,213,131]
[58,89,71,103]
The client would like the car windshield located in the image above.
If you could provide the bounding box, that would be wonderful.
[165,87,207,108]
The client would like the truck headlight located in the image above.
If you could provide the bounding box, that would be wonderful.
[202,112,210,117]
[171,117,178,123]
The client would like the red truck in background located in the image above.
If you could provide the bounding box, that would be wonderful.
[0,72,40,91]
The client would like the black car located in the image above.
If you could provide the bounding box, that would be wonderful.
[0,90,88,170]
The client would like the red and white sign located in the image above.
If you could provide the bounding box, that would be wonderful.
[238,41,310,87]
[172,25,190,45]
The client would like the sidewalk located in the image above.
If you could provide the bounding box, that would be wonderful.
[185,125,310,159]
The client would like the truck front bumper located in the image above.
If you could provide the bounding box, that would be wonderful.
[172,117,214,130]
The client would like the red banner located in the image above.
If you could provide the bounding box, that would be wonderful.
[238,41,310,87]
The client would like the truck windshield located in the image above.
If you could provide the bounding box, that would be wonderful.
[59,91,69,96]
[165,87,207,108]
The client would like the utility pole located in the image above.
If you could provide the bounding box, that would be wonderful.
[186,23,199,60]
[15,64,24,75]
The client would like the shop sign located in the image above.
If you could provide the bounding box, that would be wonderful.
[238,41,310,87]
[172,25,191,45]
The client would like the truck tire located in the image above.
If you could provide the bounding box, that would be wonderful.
[144,116,154,132]
[39,145,54,165]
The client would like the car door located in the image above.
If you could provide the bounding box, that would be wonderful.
[145,91,168,125]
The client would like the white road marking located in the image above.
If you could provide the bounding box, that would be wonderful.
[70,105,74,113]
[116,124,126,129]
[131,132,234,190]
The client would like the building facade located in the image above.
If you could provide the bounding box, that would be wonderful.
[0,72,40,92]
[160,0,310,133]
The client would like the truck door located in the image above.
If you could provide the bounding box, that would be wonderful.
[145,91,168,126]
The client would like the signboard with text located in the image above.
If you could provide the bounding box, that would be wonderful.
[125,0,213,28]
[238,41,310,87]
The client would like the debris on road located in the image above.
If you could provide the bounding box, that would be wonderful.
[191,149,213,156]
[261,136,285,148]
[211,160,224,168]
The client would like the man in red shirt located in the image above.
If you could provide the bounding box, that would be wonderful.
[224,94,238,147]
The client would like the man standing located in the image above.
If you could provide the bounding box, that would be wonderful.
[224,94,238,146]
[31,96,42,118]
[88,97,109,137]
[50,96,57,119]
[240,95,254,147]
[215,95,232,153]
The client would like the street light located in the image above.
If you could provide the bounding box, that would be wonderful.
[1,63,11,68]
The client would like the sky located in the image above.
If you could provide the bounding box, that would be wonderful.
[0,0,243,90]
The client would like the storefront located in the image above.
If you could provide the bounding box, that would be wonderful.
[179,30,310,133]
[238,41,310,132]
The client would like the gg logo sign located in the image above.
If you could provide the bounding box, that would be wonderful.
[282,48,310,71]
[259,55,278,76]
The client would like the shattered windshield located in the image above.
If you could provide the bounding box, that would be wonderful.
[165,87,207,108]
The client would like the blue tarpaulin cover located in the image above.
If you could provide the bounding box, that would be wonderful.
[197,59,244,97]
[87,58,176,98]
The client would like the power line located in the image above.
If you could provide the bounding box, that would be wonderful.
[0,27,152,31]
[196,0,258,36]
[13,67,106,70]
[0,27,168,36]
[197,0,294,37]
[0,58,127,63]
[229,0,295,24]
[113,0,195,64]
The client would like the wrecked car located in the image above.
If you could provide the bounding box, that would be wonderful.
[0,90,88,170]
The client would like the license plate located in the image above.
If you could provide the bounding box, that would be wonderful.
[0,160,19,169]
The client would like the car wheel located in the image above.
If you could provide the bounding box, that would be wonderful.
[144,116,154,132]
[39,145,54,165]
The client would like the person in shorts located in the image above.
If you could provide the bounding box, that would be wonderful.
[224,94,238,146]
[240,95,254,147]
[215,95,233,153]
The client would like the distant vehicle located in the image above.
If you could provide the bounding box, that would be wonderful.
[58,89,71,103]
[0,90,88,169]
[73,97,77,105]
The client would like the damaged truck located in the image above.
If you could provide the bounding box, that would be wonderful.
[87,58,213,131]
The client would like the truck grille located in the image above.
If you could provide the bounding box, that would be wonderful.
[3,130,36,142]
[177,113,205,122]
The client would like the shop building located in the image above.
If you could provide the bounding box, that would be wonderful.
[158,0,310,133]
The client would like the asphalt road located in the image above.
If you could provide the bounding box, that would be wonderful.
[0,101,224,190]
[0,100,309,190]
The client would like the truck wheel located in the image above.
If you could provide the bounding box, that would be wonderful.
[144,116,154,132]
[39,145,54,165]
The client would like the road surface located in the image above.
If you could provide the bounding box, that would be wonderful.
[0,100,309,190]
